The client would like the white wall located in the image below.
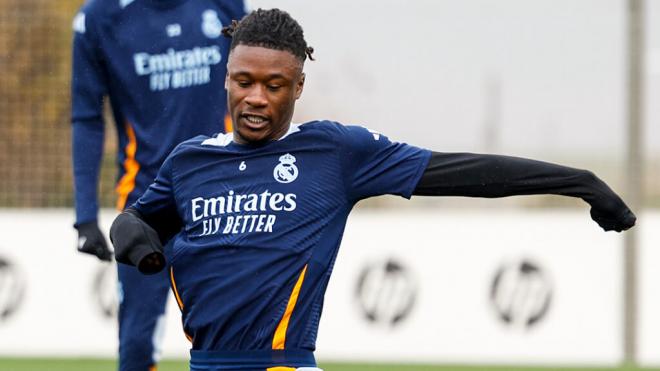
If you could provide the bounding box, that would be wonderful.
[637,212,660,365]
[0,209,657,366]
[319,210,623,365]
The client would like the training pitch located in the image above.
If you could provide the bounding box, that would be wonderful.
[1,359,659,371]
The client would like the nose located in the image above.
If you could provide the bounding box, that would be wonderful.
[245,85,268,108]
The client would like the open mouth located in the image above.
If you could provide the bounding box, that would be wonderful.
[241,113,269,129]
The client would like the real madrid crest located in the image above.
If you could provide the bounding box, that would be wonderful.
[273,153,298,183]
[201,9,222,39]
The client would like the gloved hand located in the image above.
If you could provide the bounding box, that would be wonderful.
[75,221,113,261]
[585,174,637,232]
[589,201,637,232]
[110,210,166,274]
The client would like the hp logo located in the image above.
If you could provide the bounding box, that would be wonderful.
[355,258,416,327]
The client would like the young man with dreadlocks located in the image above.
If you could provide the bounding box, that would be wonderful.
[109,8,635,371]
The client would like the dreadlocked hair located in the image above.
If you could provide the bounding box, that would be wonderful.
[222,8,315,62]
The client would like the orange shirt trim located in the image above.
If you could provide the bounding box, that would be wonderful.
[272,264,308,350]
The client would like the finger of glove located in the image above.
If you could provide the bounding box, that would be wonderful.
[590,208,614,231]
[94,245,113,261]
[78,232,112,260]
[79,241,113,261]
[610,209,635,231]
[621,210,637,230]
[138,252,166,274]
[591,208,635,232]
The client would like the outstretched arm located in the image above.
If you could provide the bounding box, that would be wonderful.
[413,152,636,232]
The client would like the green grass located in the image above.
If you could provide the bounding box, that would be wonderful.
[1,359,660,371]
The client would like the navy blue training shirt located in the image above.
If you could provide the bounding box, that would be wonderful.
[71,0,246,224]
[133,121,431,356]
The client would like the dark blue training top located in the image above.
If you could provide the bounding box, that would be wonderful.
[71,0,245,225]
[133,121,431,366]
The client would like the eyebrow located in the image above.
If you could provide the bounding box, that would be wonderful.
[231,71,289,81]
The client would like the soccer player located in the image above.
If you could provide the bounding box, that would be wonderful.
[71,0,246,370]
[109,8,636,371]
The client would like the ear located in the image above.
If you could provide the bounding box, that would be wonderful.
[295,73,305,100]
[224,71,229,90]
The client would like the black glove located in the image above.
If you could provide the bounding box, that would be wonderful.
[110,210,166,275]
[75,221,113,261]
[585,175,637,232]
[589,198,637,232]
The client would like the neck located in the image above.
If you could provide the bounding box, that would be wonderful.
[232,123,294,146]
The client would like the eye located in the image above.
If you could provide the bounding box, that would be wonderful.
[267,85,282,91]
[237,80,251,88]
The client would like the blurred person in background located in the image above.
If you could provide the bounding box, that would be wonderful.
[110,8,636,371]
[70,0,246,370]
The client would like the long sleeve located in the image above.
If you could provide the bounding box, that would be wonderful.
[71,8,108,225]
[413,152,635,231]
[414,152,600,199]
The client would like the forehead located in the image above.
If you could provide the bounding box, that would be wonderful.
[227,45,302,78]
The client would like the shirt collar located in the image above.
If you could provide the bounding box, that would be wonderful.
[202,123,302,147]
